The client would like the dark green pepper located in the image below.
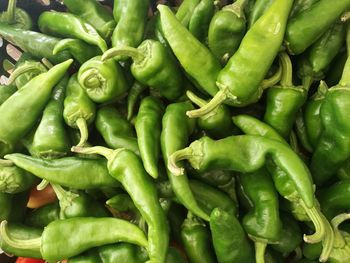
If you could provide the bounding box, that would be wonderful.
[25,202,60,228]
[135,96,164,178]
[289,0,320,18]
[126,81,146,121]
[181,212,216,263]
[95,106,139,154]
[176,0,201,27]
[102,39,185,101]
[247,0,273,28]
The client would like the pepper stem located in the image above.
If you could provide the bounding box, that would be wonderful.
[261,63,282,89]
[101,47,145,63]
[0,221,41,250]
[339,24,350,86]
[167,147,193,176]
[254,240,267,263]
[71,145,114,160]
[331,213,350,248]
[75,118,89,147]
[186,90,227,118]
[5,0,17,24]
[0,159,13,167]
[36,179,49,191]
[279,52,293,87]
[186,90,207,107]
[224,0,248,18]
[8,62,46,85]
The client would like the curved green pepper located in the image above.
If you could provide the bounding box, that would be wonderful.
[0,59,72,157]
[63,0,116,40]
[135,96,164,178]
[127,81,146,121]
[187,0,293,117]
[78,56,128,103]
[0,217,148,262]
[63,74,96,147]
[112,0,149,49]
[181,212,216,263]
[102,39,185,101]
[95,106,139,154]
[38,11,107,52]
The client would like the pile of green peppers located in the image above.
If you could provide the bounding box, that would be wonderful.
[1,0,350,262]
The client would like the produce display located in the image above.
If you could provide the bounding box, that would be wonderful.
[1,0,350,262]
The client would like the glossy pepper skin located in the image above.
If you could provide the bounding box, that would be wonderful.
[0,85,16,106]
[78,56,128,103]
[135,96,164,178]
[25,202,60,228]
[161,101,210,221]
[0,217,148,262]
[0,160,36,194]
[0,23,71,64]
[63,0,116,40]
[264,52,308,138]
[112,0,150,49]
[181,212,216,263]
[188,0,215,43]
[71,146,169,263]
[50,185,110,220]
[186,90,235,139]
[0,59,72,158]
[208,0,246,64]
[0,0,32,30]
[95,106,139,155]
[285,0,350,55]
[63,74,96,147]
[210,207,255,263]
[4,154,119,189]
[187,0,293,117]
[238,168,282,263]
[38,11,107,52]
[0,223,43,259]
[289,0,320,18]
[247,0,273,28]
[102,39,185,101]
[158,5,221,97]
[27,76,71,159]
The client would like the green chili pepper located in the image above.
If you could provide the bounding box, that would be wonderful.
[166,246,188,263]
[181,212,216,263]
[0,192,12,221]
[67,248,101,263]
[127,81,146,121]
[186,90,235,139]
[264,52,308,138]
[135,96,164,178]
[102,39,185,101]
[238,168,282,263]
[99,243,148,263]
[0,0,32,30]
[176,0,201,27]
[95,106,140,154]
[25,76,71,159]
[53,38,101,64]
[78,56,128,103]
[208,0,247,64]
[303,242,323,261]
[50,184,110,220]
[0,23,72,64]
[4,154,119,189]
[0,84,16,106]
[158,4,221,97]
[295,111,314,153]
[7,53,47,89]
[289,0,320,18]
[304,81,328,149]
[25,202,60,228]
[167,202,187,244]
[210,207,255,263]
[4,191,29,223]
[187,0,293,117]
[247,0,273,28]
[0,159,36,194]
[71,146,169,263]
[160,101,210,221]
[0,223,43,259]
[285,0,350,55]
[0,59,72,157]
[38,11,107,52]
[63,0,116,40]
[188,168,237,202]
[112,0,149,49]
[188,0,215,43]
[0,217,148,262]
[63,74,96,147]
[271,212,303,256]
